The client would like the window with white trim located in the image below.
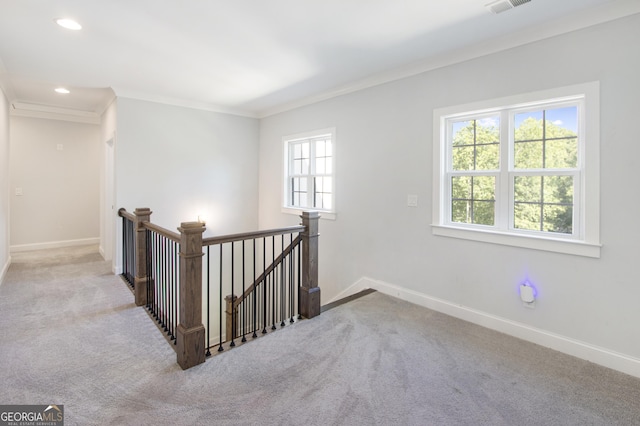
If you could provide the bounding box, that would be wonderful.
[433,83,600,257]
[283,128,335,217]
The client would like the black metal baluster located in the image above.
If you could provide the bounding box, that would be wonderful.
[163,237,169,333]
[146,229,151,311]
[271,236,276,331]
[290,233,295,323]
[280,234,286,327]
[174,240,178,340]
[218,244,224,352]
[262,237,267,334]
[297,239,302,319]
[241,240,247,343]
[252,239,257,338]
[168,239,174,339]
[172,240,177,343]
[230,242,236,347]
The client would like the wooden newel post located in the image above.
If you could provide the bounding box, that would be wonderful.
[300,211,320,319]
[133,208,152,307]
[176,221,206,370]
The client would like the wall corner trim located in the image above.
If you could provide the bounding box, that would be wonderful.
[0,256,10,287]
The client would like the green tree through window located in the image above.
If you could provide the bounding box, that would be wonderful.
[447,106,578,235]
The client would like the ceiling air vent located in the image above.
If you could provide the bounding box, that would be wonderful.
[485,0,531,14]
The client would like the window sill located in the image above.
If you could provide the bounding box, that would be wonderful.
[282,207,336,221]
[431,224,601,258]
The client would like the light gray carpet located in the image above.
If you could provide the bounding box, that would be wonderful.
[1,246,640,426]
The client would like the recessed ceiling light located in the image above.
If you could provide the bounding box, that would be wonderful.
[55,18,82,30]
[55,88,70,94]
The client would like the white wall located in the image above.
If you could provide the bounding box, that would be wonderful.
[258,14,640,375]
[9,117,100,250]
[100,98,117,264]
[0,88,9,284]
[115,97,259,243]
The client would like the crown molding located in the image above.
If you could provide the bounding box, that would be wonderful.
[258,0,640,118]
[10,102,101,124]
[113,88,258,119]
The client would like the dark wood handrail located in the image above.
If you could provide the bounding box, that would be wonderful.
[203,225,305,246]
[233,234,302,309]
[143,221,181,243]
[118,208,136,222]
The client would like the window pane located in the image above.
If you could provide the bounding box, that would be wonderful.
[545,106,578,134]
[452,200,471,223]
[474,176,495,201]
[316,140,325,157]
[514,141,543,169]
[450,176,495,225]
[543,205,573,234]
[451,118,499,171]
[452,121,473,146]
[543,176,573,204]
[514,175,573,233]
[324,195,332,210]
[514,176,542,203]
[293,159,302,175]
[451,176,471,200]
[515,111,543,141]
[476,117,500,142]
[325,158,332,174]
[545,138,577,169]
[326,140,332,156]
[475,144,499,170]
[316,158,325,174]
[323,177,332,192]
[302,142,309,158]
[473,201,495,226]
[514,202,541,231]
[291,177,308,208]
[453,146,474,170]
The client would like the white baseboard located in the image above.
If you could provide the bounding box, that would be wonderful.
[335,276,640,379]
[10,238,100,253]
[0,256,10,287]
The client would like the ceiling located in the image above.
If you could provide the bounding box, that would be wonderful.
[1,0,638,119]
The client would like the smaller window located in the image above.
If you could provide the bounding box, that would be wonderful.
[283,128,335,218]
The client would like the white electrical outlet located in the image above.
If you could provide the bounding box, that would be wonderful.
[57,144,64,151]
[519,283,536,308]
[407,194,418,207]
[15,187,23,196]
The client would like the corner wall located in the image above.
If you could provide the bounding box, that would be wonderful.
[258,14,640,375]
[0,88,9,284]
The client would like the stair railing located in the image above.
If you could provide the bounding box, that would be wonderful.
[118,208,320,370]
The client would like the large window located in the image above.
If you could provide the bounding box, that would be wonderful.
[433,83,600,257]
[283,128,335,217]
